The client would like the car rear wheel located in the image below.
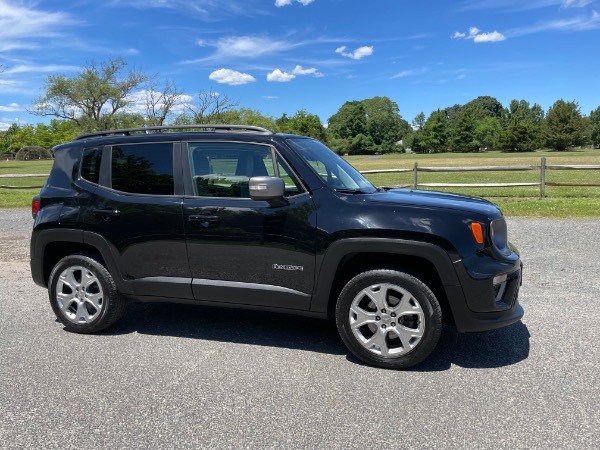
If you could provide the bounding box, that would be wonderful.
[336,269,442,369]
[48,253,126,333]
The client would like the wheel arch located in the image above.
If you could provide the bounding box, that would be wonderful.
[31,229,123,290]
[310,238,461,324]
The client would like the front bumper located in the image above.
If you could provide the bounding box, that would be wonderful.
[447,246,524,332]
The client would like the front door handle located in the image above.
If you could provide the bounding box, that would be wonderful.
[189,214,220,228]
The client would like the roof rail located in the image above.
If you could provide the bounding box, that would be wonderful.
[75,124,274,140]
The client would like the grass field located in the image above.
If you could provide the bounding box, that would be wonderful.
[1,150,599,217]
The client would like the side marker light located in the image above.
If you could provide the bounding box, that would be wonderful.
[471,222,484,245]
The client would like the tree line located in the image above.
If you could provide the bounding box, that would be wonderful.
[1,58,599,156]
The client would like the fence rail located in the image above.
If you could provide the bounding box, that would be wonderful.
[360,158,600,197]
[2,157,600,195]
[0,173,48,190]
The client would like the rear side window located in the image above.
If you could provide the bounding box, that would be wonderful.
[81,147,102,184]
[111,143,174,195]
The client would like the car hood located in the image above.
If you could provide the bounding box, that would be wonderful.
[361,188,501,218]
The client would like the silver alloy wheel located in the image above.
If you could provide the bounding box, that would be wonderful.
[55,265,104,324]
[349,282,425,357]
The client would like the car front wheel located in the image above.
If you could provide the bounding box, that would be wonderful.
[336,269,442,369]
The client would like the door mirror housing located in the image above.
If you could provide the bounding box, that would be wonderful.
[249,176,285,201]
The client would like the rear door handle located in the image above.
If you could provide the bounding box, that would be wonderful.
[93,209,120,220]
[189,214,220,228]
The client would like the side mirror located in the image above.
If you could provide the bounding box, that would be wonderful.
[249,176,285,201]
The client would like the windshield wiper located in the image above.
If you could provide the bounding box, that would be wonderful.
[335,188,366,194]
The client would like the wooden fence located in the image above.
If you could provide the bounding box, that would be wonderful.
[0,174,48,190]
[360,157,600,197]
[2,157,600,197]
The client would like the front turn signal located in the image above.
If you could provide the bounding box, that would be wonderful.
[470,222,484,245]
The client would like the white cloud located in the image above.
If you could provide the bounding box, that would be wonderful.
[0,102,23,112]
[474,31,507,42]
[123,90,194,115]
[509,10,600,36]
[391,70,414,79]
[267,69,296,82]
[208,68,256,85]
[562,0,593,7]
[4,64,80,74]
[335,45,374,60]
[292,65,323,76]
[275,0,315,6]
[452,26,506,43]
[0,1,74,49]
[263,96,278,100]
[0,122,12,131]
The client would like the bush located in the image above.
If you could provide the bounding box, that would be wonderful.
[16,146,53,160]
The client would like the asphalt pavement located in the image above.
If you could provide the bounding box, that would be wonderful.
[0,209,598,449]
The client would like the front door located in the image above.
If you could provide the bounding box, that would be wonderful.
[182,141,316,310]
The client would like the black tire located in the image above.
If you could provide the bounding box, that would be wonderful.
[48,253,126,333]
[336,269,442,369]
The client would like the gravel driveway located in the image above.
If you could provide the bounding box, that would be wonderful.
[1,209,598,449]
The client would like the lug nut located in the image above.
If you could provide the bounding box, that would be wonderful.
[376,316,381,321]
[391,313,396,317]
[381,324,387,329]
[391,322,396,327]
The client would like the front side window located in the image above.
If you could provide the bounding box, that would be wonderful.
[111,143,174,195]
[286,138,376,194]
[189,142,303,198]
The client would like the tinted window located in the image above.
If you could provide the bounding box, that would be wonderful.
[111,143,174,195]
[81,147,102,184]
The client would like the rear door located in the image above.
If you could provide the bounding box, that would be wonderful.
[80,141,191,299]
[182,140,317,310]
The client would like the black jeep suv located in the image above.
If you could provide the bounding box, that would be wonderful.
[31,124,523,369]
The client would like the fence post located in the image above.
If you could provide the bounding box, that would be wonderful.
[413,162,418,189]
[540,157,546,198]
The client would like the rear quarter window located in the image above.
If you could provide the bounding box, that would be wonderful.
[80,147,102,184]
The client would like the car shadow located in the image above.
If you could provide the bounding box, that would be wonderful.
[104,302,347,356]
[101,302,530,370]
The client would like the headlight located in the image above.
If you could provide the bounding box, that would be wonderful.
[490,217,510,255]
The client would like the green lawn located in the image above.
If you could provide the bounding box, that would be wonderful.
[1,151,600,217]
[347,149,600,217]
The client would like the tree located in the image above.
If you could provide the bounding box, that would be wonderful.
[328,101,367,140]
[31,58,148,132]
[462,96,504,121]
[589,106,600,147]
[219,108,278,129]
[497,99,543,151]
[362,96,404,149]
[184,90,238,124]
[328,97,406,153]
[412,112,426,130]
[448,111,479,152]
[544,100,584,150]
[474,116,502,150]
[143,79,185,126]
[281,110,327,141]
[420,110,448,153]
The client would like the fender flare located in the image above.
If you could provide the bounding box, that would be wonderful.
[30,228,126,292]
[310,238,461,313]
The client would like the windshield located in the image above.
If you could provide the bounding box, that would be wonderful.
[286,138,376,194]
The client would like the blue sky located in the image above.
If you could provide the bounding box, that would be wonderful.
[1,0,599,131]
